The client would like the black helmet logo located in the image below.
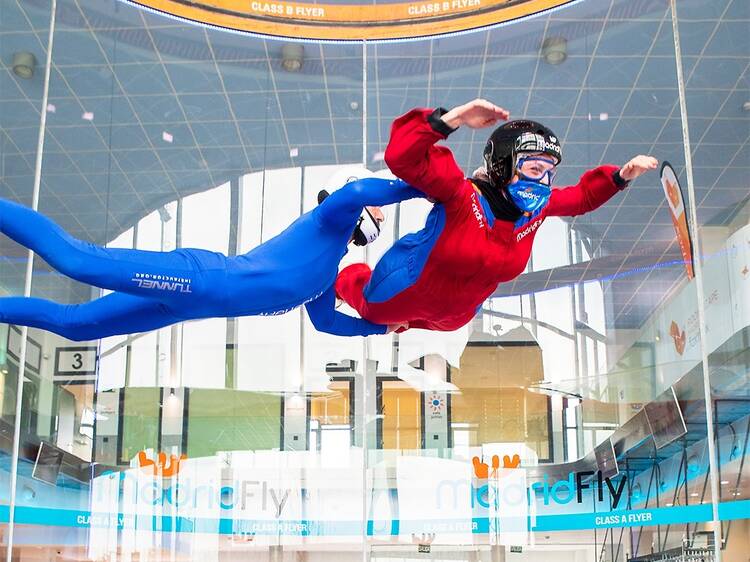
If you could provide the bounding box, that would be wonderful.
[515,132,561,159]
[483,119,563,188]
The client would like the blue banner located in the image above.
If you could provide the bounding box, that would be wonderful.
[0,501,744,535]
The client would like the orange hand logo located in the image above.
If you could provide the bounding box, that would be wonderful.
[472,454,521,478]
[669,321,686,356]
[502,454,521,468]
[137,450,187,477]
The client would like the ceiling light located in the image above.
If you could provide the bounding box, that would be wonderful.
[743,101,750,112]
[541,37,567,65]
[46,103,56,113]
[82,111,94,121]
[721,480,730,485]
[599,112,609,121]
[281,43,304,72]
[12,52,36,79]
[289,147,299,157]
[690,492,699,497]
[162,131,173,143]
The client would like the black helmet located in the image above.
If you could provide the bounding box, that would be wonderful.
[482,120,562,188]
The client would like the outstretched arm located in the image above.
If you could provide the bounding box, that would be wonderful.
[547,156,658,217]
[305,285,388,337]
[546,165,623,217]
[384,99,509,203]
[315,177,423,227]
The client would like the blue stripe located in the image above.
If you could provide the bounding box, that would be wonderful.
[533,504,712,531]
[1,502,745,535]
[718,499,750,521]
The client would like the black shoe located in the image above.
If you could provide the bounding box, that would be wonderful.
[317,189,330,205]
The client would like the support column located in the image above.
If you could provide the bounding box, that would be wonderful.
[283,393,308,451]
[160,387,185,453]
[490,544,506,562]
[421,354,450,451]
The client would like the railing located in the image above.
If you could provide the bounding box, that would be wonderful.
[628,544,714,562]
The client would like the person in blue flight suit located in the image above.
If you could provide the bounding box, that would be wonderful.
[0,174,419,341]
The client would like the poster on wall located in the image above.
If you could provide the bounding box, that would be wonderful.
[6,326,42,373]
[660,162,695,280]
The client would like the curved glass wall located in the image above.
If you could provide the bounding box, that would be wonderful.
[0,0,747,560]
[0,0,52,555]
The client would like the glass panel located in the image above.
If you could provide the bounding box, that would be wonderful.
[5,0,367,557]
[2,0,745,557]
[678,0,750,554]
[378,379,421,450]
[311,378,352,426]
[186,388,281,456]
[120,387,160,463]
[0,0,52,558]
[450,343,552,461]
[365,0,719,559]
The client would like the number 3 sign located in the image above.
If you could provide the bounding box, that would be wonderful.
[54,347,97,381]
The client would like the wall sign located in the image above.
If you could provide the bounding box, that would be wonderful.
[54,347,98,382]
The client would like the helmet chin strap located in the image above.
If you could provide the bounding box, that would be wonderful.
[353,208,381,246]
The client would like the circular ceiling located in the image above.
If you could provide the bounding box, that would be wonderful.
[124,0,577,41]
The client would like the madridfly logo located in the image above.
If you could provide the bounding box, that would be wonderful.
[435,461,627,510]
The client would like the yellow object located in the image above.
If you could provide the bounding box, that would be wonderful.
[131,0,573,41]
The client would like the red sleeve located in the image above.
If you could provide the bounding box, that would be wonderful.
[384,108,467,204]
[546,165,624,217]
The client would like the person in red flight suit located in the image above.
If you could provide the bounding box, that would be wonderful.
[335,99,658,332]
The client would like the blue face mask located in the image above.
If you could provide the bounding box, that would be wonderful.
[507,179,551,215]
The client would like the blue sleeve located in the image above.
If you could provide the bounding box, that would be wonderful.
[305,285,388,337]
[315,178,424,226]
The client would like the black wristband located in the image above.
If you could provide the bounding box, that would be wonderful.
[612,169,630,189]
[428,107,458,137]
